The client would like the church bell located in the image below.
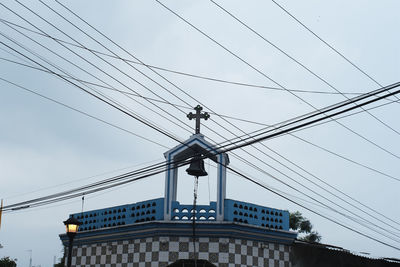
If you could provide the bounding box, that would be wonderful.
[186,156,208,177]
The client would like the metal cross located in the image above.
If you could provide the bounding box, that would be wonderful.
[187,105,210,134]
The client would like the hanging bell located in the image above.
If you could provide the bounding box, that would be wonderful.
[186,156,208,177]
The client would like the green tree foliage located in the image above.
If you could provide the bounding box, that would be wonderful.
[54,258,65,267]
[0,257,17,267]
[289,211,321,243]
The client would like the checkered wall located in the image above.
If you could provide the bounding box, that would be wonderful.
[70,236,290,267]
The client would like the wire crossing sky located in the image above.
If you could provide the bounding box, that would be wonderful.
[0,1,399,266]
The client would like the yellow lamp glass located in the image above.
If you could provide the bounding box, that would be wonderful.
[66,223,79,233]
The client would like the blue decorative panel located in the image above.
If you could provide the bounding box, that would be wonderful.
[69,198,290,232]
[171,201,217,221]
[70,198,164,232]
[224,199,289,230]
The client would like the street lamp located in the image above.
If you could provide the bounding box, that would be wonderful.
[63,217,81,267]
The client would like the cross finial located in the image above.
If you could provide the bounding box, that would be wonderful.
[187,105,210,134]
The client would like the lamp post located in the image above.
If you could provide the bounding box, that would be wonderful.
[63,217,81,267]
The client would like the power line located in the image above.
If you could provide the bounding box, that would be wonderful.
[2,155,188,211]
[226,161,400,238]
[0,17,367,97]
[0,55,287,127]
[155,0,400,162]
[2,54,397,184]
[262,139,400,227]
[2,165,163,211]
[5,136,400,243]
[236,142,400,232]
[216,81,400,149]
[7,155,400,249]
[44,0,277,184]
[2,2,250,195]
[0,38,182,144]
[149,0,400,230]
[270,0,385,89]
[0,55,189,110]
[227,165,400,251]
[209,0,400,138]
[50,0,400,185]
[22,0,196,134]
[6,149,400,249]
[228,143,400,239]
[2,2,194,137]
[270,0,400,115]
[3,157,163,201]
[3,144,220,212]
[0,25,184,142]
[52,0,400,235]
[0,28,220,182]
[0,76,169,149]
[11,6,400,240]
[4,80,400,242]
[16,0,242,177]
[218,82,400,154]
[5,0,400,247]
[0,7,190,142]
[228,152,400,241]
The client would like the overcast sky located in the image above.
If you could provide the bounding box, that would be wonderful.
[1,0,400,266]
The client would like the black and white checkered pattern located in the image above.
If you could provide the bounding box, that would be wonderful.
[71,236,290,267]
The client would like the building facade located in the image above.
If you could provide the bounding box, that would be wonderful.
[60,133,297,266]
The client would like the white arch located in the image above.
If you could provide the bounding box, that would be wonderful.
[163,134,229,221]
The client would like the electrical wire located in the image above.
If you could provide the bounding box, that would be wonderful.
[5,151,400,249]
[1,55,399,184]
[3,157,164,201]
[227,165,400,251]
[0,17,369,97]
[0,38,183,144]
[3,3,195,139]
[50,0,400,188]
[218,83,400,154]
[209,0,400,136]
[0,55,289,127]
[0,77,169,149]
[4,93,400,244]
[6,0,396,193]
[4,81,397,207]
[214,81,400,149]
[227,154,400,241]
[4,82,400,228]
[16,0,195,135]
[0,27,183,142]
[0,11,187,143]
[1,3,235,184]
[154,0,400,162]
[51,0,400,235]
[0,44,400,234]
[4,0,400,248]
[270,0,386,89]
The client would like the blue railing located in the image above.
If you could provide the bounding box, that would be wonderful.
[224,199,289,230]
[71,198,164,232]
[70,198,289,232]
[171,201,217,221]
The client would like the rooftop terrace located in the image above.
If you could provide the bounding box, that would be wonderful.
[70,197,290,233]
